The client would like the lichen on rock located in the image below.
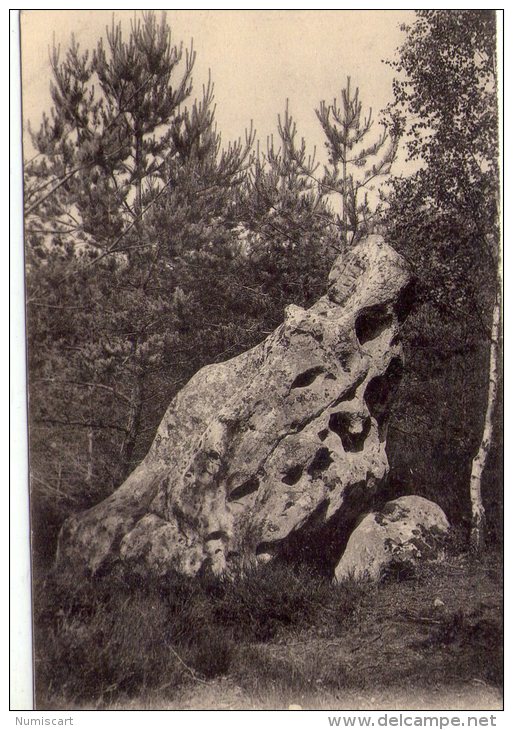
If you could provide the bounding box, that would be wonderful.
[334,496,450,582]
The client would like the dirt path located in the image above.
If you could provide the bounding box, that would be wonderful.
[110,677,502,710]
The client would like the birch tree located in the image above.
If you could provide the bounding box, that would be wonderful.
[384,10,500,550]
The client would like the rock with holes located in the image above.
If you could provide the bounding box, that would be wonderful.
[334,496,450,582]
[57,234,413,577]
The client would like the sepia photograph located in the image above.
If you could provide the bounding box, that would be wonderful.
[15,8,502,712]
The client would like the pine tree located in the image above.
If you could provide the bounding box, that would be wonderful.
[26,13,195,494]
[278,80,398,248]
[240,105,339,324]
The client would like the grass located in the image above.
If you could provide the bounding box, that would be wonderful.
[34,551,502,710]
[229,553,502,700]
[34,560,364,708]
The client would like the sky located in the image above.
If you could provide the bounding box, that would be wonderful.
[20,9,415,172]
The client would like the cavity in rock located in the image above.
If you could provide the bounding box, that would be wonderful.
[329,412,371,452]
[307,447,334,477]
[228,476,260,502]
[206,530,228,541]
[282,464,304,486]
[394,280,417,323]
[290,366,325,389]
[364,357,403,439]
[355,303,393,345]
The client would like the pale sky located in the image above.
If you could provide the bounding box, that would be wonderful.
[20,9,415,171]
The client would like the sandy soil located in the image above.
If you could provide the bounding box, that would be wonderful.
[104,676,502,711]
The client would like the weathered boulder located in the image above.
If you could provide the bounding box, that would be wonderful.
[334,496,450,582]
[57,235,412,577]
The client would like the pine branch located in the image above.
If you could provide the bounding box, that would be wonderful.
[33,378,132,404]
[37,417,128,433]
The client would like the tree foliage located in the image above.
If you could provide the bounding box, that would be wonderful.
[315,77,398,246]
[277,80,398,247]
[382,10,501,543]
[384,10,499,279]
[240,105,339,319]
[25,12,342,566]
[25,13,256,563]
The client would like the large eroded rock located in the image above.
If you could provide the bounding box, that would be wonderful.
[57,235,412,577]
[334,496,450,582]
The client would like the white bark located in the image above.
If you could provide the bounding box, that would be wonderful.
[469,287,501,552]
[86,428,93,485]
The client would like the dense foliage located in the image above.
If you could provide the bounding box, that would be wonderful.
[26,9,502,709]
[25,11,501,568]
[382,10,501,540]
[25,13,339,566]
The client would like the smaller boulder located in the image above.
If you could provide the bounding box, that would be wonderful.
[334,496,449,582]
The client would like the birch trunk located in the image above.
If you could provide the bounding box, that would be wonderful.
[86,428,93,486]
[469,286,501,552]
